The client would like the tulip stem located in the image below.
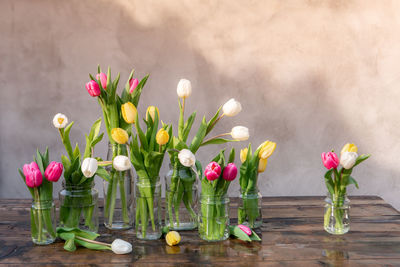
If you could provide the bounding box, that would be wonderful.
[98,161,112,166]
[182,98,186,116]
[75,236,111,247]
[201,132,230,145]
[208,113,225,133]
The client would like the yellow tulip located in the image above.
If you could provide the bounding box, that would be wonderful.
[341,143,358,154]
[146,106,160,121]
[240,148,248,163]
[166,231,181,246]
[111,128,129,144]
[121,102,137,124]
[258,141,277,159]
[156,129,169,145]
[258,158,268,173]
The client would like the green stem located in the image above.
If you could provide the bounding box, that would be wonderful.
[34,188,43,242]
[119,171,130,224]
[108,172,118,226]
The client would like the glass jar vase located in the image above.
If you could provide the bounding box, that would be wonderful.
[238,188,262,229]
[324,193,350,235]
[31,200,56,245]
[59,181,99,232]
[134,176,162,240]
[165,163,199,230]
[198,195,230,242]
[104,143,133,230]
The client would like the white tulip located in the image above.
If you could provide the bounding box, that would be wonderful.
[178,149,196,167]
[231,126,249,141]
[52,113,68,129]
[113,155,131,171]
[340,152,358,169]
[111,239,132,254]
[81,158,98,178]
[177,79,192,99]
[222,98,242,117]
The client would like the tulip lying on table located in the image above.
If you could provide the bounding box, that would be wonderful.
[229,225,261,242]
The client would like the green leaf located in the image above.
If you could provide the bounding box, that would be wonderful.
[35,149,45,175]
[189,116,207,153]
[228,148,235,163]
[43,147,49,167]
[200,138,237,147]
[195,160,203,179]
[324,169,335,196]
[73,143,81,159]
[64,238,77,252]
[347,176,359,189]
[95,167,111,183]
[18,169,34,197]
[354,154,370,168]
[229,225,251,241]
[206,106,222,135]
[182,112,196,142]
[249,231,261,241]
[88,117,102,141]
[61,155,71,172]
[71,171,82,184]
[135,113,148,151]
[91,133,104,148]
[132,74,149,107]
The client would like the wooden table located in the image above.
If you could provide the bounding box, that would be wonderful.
[1,196,400,266]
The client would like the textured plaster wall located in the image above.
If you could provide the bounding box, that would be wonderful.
[1,1,400,209]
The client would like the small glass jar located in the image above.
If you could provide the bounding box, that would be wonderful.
[324,193,350,235]
[31,200,56,245]
[238,188,262,228]
[134,177,162,240]
[165,163,199,230]
[198,195,230,242]
[59,181,99,232]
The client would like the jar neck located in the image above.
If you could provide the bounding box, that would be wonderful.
[136,176,161,187]
[63,181,94,191]
[200,194,229,204]
[240,188,259,195]
[326,192,349,205]
[108,142,128,156]
[32,200,54,209]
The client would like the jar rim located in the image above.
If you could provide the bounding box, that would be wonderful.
[62,180,95,189]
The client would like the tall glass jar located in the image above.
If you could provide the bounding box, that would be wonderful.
[165,163,199,230]
[324,193,350,235]
[31,200,56,245]
[104,143,133,230]
[238,188,262,229]
[59,181,99,232]
[198,195,230,242]
[134,176,162,240]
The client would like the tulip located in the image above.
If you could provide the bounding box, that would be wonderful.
[238,224,252,236]
[176,79,192,99]
[85,80,101,97]
[222,163,238,181]
[258,158,268,173]
[258,141,277,159]
[81,158,98,178]
[156,129,169,146]
[321,152,339,170]
[111,239,132,254]
[113,155,131,171]
[96,72,107,90]
[222,98,242,117]
[23,162,43,188]
[111,128,129,144]
[178,149,196,167]
[165,231,181,246]
[44,161,63,182]
[121,102,137,124]
[52,113,68,129]
[341,143,358,154]
[340,152,358,169]
[240,148,248,163]
[146,106,160,121]
[204,162,221,181]
[129,78,139,93]
[231,126,249,141]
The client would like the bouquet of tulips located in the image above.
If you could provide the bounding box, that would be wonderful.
[321,143,370,234]
[199,149,238,241]
[238,140,276,228]
[18,148,63,244]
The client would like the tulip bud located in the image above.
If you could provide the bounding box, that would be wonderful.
[23,162,43,188]
[222,98,242,117]
[113,155,131,171]
[340,152,358,169]
[341,143,358,154]
[258,141,277,160]
[129,78,139,94]
[258,158,268,173]
[166,231,181,246]
[231,126,249,141]
[240,148,248,163]
[146,106,160,122]
[222,163,238,181]
[96,73,107,90]
[156,129,169,146]
[111,239,132,254]
[178,149,196,167]
[44,161,63,182]
[111,128,129,144]
[53,113,68,129]
[204,161,221,181]
[238,224,252,236]
[81,158,98,178]
[321,152,339,170]
[176,79,192,99]
[85,80,101,97]
[121,102,137,124]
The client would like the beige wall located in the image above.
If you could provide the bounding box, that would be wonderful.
[1,0,400,209]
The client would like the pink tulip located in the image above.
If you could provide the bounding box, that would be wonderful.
[85,80,101,97]
[222,163,237,181]
[45,161,63,182]
[96,73,107,90]
[23,162,43,188]
[321,152,339,169]
[238,224,252,236]
[204,161,221,181]
[129,78,139,93]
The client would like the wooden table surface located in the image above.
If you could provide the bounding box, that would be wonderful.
[1,196,400,266]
